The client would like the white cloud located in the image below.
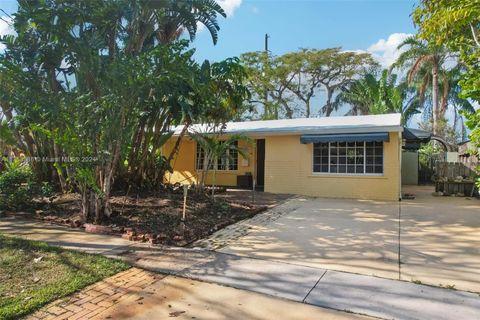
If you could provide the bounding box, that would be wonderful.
[367,33,413,67]
[196,0,242,34]
[0,16,16,52]
[217,0,242,17]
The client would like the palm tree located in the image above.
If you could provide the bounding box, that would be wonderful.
[444,66,475,140]
[392,37,450,135]
[122,0,226,55]
[335,70,420,124]
[190,131,250,200]
[155,0,226,45]
[334,73,378,115]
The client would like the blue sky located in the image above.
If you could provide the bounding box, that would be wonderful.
[1,0,418,64]
[192,0,418,63]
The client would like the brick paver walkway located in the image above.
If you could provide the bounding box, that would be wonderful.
[26,268,162,320]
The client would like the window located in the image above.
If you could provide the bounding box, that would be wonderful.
[313,141,383,174]
[196,141,239,171]
[196,143,214,170]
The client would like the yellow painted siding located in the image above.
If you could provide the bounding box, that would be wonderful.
[263,132,401,201]
[165,132,401,200]
[163,138,197,185]
[164,138,255,186]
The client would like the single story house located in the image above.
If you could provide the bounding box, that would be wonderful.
[164,113,405,201]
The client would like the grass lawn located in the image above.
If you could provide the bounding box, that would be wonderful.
[0,234,129,320]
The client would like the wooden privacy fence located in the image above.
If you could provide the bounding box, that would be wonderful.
[436,162,477,179]
[435,162,478,196]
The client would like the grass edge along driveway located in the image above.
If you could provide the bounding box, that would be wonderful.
[0,234,129,320]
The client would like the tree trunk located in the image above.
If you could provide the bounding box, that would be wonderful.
[80,182,112,224]
[453,106,458,133]
[53,142,68,192]
[306,100,311,118]
[0,103,46,180]
[432,61,439,136]
[281,101,293,119]
[81,187,95,222]
[0,104,29,153]
[212,168,217,201]
[94,195,107,224]
[325,88,334,117]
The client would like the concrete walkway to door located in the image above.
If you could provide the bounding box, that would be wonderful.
[202,186,480,293]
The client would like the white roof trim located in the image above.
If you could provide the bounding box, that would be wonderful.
[173,113,403,136]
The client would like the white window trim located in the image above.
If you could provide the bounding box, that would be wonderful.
[195,142,239,172]
[312,141,384,176]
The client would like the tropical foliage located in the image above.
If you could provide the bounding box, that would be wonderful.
[391,37,452,135]
[0,0,478,223]
[334,70,420,124]
[413,0,480,185]
[190,130,251,199]
[0,0,248,222]
[0,159,35,209]
[241,40,472,145]
[0,118,16,156]
[241,48,378,119]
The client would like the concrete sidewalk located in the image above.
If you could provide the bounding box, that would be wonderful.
[155,249,480,320]
[28,268,370,320]
[2,217,480,320]
[0,217,133,254]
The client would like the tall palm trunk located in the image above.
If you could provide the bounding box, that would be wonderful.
[432,59,439,135]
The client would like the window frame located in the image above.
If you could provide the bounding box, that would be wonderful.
[312,141,384,176]
[195,141,239,172]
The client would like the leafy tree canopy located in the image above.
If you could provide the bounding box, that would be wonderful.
[0,0,249,222]
[240,48,377,119]
[413,0,479,184]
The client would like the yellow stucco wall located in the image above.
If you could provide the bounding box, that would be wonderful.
[263,132,401,201]
[165,132,401,201]
[164,138,255,186]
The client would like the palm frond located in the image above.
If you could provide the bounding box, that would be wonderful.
[407,54,434,84]
[154,0,225,45]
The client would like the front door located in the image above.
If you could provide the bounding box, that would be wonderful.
[256,139,265,187]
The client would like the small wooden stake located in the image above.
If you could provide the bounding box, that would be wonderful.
[182,184,188,222]
[252,178,256,204]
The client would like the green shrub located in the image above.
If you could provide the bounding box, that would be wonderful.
[40,181,55,199]
[0,159,35,209]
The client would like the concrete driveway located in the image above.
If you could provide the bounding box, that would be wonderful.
[400,186,480,292]
[217,186,480,292]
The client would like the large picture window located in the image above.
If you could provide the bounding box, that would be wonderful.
[313,141,383,174]
[196,141,239,171]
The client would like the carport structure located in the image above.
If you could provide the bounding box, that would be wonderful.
[403,127,454,151]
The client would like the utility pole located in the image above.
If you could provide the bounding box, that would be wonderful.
[264,34,271,118]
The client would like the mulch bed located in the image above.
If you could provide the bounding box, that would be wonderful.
[5,188,267,246]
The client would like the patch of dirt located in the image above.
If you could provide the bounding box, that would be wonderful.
[13,189,269,246]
